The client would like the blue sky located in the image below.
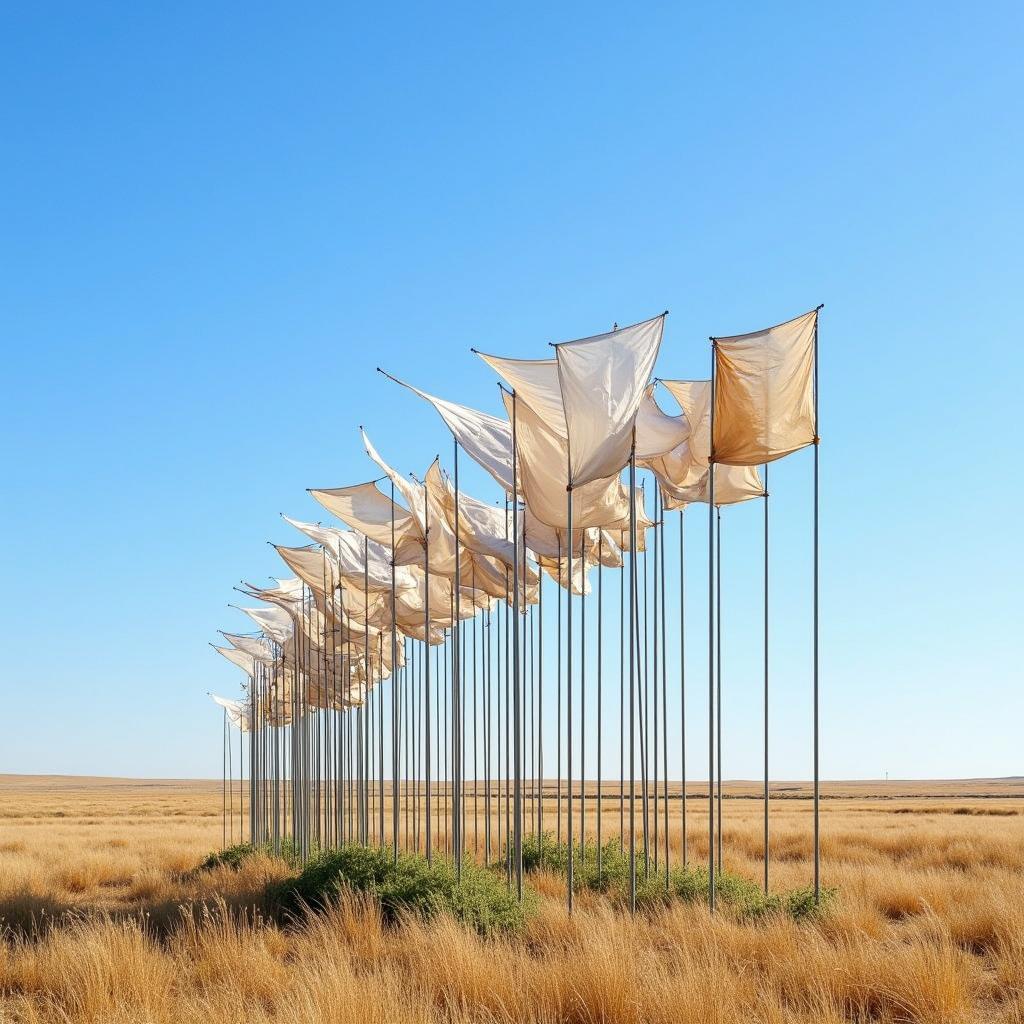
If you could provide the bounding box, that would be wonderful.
[1,3,1021,780]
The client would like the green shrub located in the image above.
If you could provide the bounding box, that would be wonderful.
[271,844,530,935]
[197,843,257,872]
[516,833,833,921]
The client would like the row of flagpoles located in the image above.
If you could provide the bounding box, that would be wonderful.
[211,305,822,911]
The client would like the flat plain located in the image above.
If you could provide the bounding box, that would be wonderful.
[2,774,1023,1023]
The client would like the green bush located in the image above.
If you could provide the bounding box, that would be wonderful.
[516,833,833,921]
[197,843,257,872]
[270,844,531,935]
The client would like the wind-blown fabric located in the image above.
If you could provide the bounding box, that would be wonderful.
[213,645,257,678]
[635,382,689,460]
[476,353,566,436]
[712,308,818,466]
[661,463,764,509]
[232,604,293,645]
[308,481,423,565]
[220,632,275,664]
[211,693,250,731]
[554,314,666,486]
[501,390,630,530]
[383,375,514,494]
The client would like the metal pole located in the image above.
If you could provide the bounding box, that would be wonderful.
[511,396,523,898]
[566,477,574,912]
[391,482,400,864]
[597,531,603,876]
[424,485,432,863]
[453,440,462,877]
[708,347,717,912]
[716,505,722,872]
[628,445,638,912]
[763,463,770,893]
[813,310,821,903]
[679,509,687,866]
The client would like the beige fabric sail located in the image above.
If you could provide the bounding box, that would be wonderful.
[501,390,629,530]
[660,463,764,509]
[309,481,424,566]
[659,379,712,466]
[273,544,342,600]
[476,353,566,437]
[554,314,666,486]
[384,374,515,494]
[712,308,818,466]
[635,382,689,460]
[361,430,430,529]
[220,632,275,664]
[282,514,417,593]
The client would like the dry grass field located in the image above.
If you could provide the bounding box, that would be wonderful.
[2,775,1024,1023]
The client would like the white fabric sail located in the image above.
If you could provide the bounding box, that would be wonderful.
[380,373,514,494]
[712,308,818,466]
[231,603,294,645]
[213,644,257,678]
[554,314,666,486]
[220,632,275,664]
[211,693,250,731]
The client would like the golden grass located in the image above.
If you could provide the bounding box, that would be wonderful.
[2,775,1024,1022]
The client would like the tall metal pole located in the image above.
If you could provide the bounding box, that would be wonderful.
[716,505,722,872]
[556,535,562,848]
[628,444,638,913]
[453,441,463,876]
[763,463,770,893]
[679,509,687,866]
[566,475,574,912]
[511,396,523,898]
[708,346,717,912]
[813,310,821,903]
[423,483,432,863]
[596,532,603,876]
[391,483,400,863]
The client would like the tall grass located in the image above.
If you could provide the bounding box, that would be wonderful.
[2,779,1024,1022]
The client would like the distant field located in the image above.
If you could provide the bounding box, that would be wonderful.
[1,774,1023,1022]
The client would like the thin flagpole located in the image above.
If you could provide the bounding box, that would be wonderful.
[424,482,432,863]
[813,309,821,903]
[511,395,523,898]
[453,440,463,878]
[679,507,687,867]
[716,505,722,872]
[391,482,400,863]
[597,531,603,876]
[566,470,575,912]
[628,443,638,913]
[763,463,770,893]
[708,343,717,912]
[557,534,563,848]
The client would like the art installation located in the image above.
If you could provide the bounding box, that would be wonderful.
[210,306,822,911]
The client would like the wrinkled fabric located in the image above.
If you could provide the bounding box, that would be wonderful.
[211,693,250,731]
[501,390,630,529]
[386,375,515,494]
[712,308,817,465]
[554,314,666,486]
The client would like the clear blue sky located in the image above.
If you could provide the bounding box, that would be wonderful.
[1,3,1020,781]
